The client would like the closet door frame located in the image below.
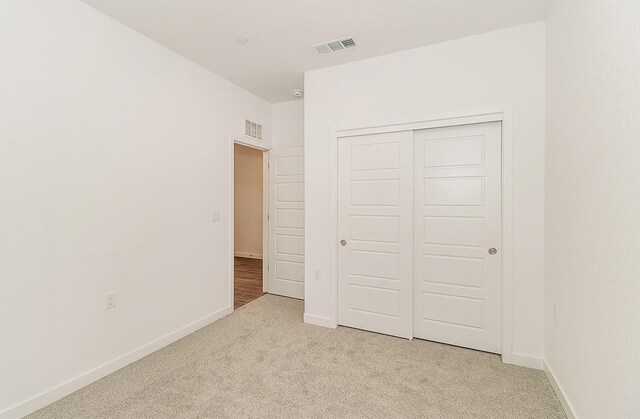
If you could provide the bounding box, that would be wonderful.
[328,107,517,366]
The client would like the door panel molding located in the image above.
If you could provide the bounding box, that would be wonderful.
[269,147,305,299]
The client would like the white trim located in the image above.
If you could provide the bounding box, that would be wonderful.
[499,109,514,365]
[544,360,578,419]
[510,353,543,370]
[234,252,263,260]
[327,107,515,363]
[0,306,233,419]
[262,151,270,293]
[335,111,505,137]
[232,134,272,151]
[228,135,270,310]
[303,313,335,328]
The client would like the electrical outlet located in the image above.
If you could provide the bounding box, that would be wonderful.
[313,268,321,280]
[553,302,558,322]
[212,212,221,222]
[105,293,117,310]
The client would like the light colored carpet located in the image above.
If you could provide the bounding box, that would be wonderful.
[29,295,564,418]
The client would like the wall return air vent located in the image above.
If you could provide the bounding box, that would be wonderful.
[245,119,263,140]
[313,37,357,55]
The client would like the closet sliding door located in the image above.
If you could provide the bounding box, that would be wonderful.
[337,131,413,339]
[413,122,502,353]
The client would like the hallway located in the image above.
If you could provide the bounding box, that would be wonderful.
[234,257,264,309]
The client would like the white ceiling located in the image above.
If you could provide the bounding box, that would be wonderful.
[80,0,554,103]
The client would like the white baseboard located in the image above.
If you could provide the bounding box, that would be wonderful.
[544,360,578,419]
[0,305,233,419]
[234,252,263,259]
[506,352,544,370]
[303,313,335,328]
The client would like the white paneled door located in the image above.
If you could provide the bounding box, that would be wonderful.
[338,132,414,339]
[337,122,502,353]
[268,147,304,299]
[414,122,501,353]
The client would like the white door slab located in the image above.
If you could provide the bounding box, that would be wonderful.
[413,122,501,353]
[269,147,304,299]
[338,132,413,339]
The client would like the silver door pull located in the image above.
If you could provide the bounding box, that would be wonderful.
[488,248,497,255]
[340,240,347,246]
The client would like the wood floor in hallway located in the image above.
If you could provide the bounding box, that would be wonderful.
[234,257,264,309]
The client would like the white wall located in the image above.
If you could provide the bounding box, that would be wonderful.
[545,1,640,417]
[272,99,304,149]
[0,1,271,416]
[304,22,546,363]
[234,144,263,258]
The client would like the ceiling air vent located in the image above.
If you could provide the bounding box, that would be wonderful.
[313,37,357,55]
[245,119,263,140]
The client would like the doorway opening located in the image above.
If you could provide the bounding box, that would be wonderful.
[233,143,266,309]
